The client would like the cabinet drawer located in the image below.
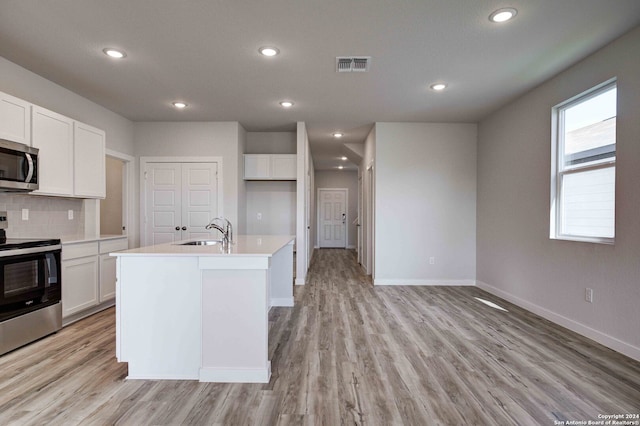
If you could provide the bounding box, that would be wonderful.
[99,238,128,254]
[62,241,99,260]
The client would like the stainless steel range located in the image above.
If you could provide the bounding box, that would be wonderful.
[0,212,61,355]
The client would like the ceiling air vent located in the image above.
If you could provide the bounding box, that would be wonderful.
[336,57,371,72]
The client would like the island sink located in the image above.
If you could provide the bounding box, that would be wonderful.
[178,240,223,246]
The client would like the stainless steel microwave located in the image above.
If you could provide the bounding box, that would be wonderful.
[0,139,38,192]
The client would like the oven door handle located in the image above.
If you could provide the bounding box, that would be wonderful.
[25,153,34,183]
[0,245,62,258]
[44,252,51,287]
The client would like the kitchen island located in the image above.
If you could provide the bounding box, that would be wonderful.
[112,235,294,383]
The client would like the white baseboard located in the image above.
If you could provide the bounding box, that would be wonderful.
[476,280,640,362]
[271,297,294,307]
[374,279,476,286]
[199,363,271,383]
[295,278,305,285]
[62,299,115,327]
[127,373,198,380]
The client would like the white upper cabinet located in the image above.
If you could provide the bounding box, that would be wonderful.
[0,91,31,145]
[74,122,105,198]
[244,154,296,180]
[31,106,74,196]
[244,155,271,179]
[271,155,297,179]
[31,105,106,198]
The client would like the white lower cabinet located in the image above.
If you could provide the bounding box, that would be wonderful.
[99,255,117,302]
[62,237,128,320]
[99,238,128,302]
[62,242,99,318]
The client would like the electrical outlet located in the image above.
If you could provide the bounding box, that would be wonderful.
[68,210,74,220]
[257,212,262,220]
[21,208,28,221]
[585,288,594,303]
[429,257,435,265]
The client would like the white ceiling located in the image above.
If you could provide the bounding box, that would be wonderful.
[1,1,639,170]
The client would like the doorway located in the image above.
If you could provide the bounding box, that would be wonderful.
[357,174,363,264]
[317,188,347,248]
[101,156,125,235]
[100,150,134,242]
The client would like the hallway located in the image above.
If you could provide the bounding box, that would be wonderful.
[0,249,638,424]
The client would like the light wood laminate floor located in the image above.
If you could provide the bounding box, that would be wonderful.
[0,249,639,425]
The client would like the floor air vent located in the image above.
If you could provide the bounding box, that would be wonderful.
[336,57,371,72]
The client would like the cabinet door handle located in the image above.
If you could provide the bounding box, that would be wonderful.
[175,226,180,231]
[182,226,187,231]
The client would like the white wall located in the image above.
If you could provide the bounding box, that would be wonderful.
[245,132,296,154]
[477,27,640,360]
[245,132,296,236]
[0,57,134,155]
[314,170,358,248]
[360,126,376,275]
[296,122,314,284]
[246,181,296,235]
[374,122,477,285]
[0,55,136,243]
[134,122,242,230]
[237,125,247,234]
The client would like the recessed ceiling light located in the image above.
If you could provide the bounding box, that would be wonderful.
[172,101,188,109]
[430,83,447,91]
[489,8,517,23]
[279,101,294,108]
[333,132,344,138]
[340,156,348,161]
[103,48,126,59]
[259,46,280,57]
[337,166,344,170]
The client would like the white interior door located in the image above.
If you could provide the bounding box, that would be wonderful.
[318,189,347,248]
[146,163,182,246]
[182,163,219,240]
[145,162,219,246]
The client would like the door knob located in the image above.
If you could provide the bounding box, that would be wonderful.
[175,226,180,231]
[182,226,187,231]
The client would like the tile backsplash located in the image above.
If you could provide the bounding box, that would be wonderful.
[0,194,84,238]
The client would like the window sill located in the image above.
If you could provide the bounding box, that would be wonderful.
[550,235,614,245]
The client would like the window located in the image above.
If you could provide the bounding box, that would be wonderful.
[551,80,616,244]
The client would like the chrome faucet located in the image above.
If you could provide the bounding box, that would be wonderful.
[205,217,233,244]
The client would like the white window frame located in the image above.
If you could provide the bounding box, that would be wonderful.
[550,79,617,245]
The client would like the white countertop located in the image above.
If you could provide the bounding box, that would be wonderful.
[61,234,128,244]
[112,235,294,257]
